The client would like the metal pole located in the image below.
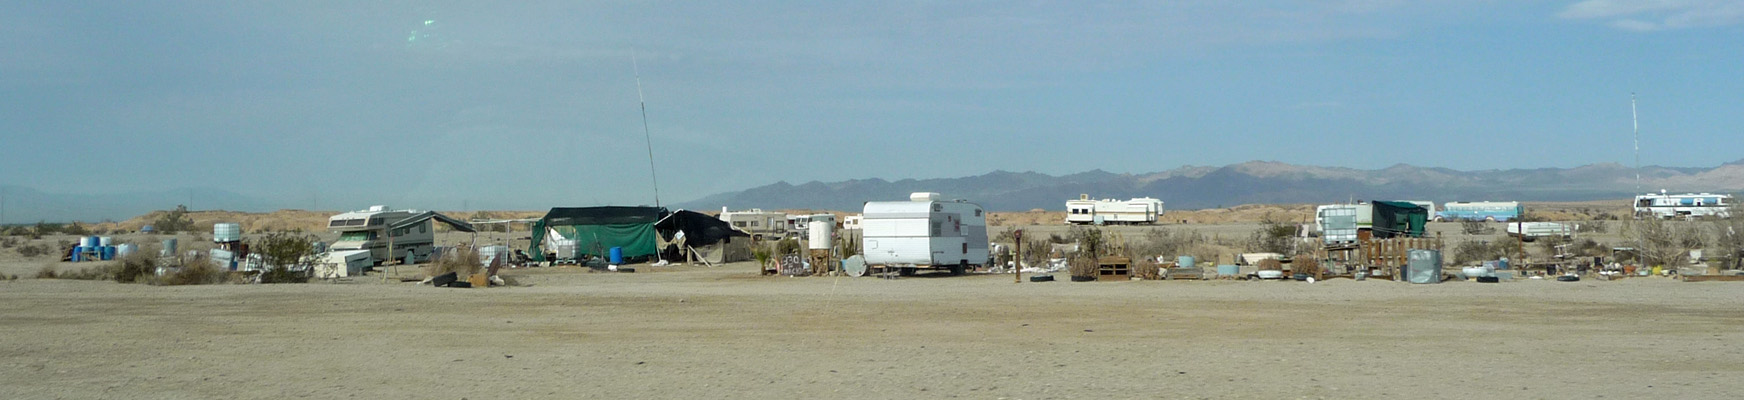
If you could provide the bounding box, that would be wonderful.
[1014,229,1023,283]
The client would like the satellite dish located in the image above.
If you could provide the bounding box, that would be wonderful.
[843,255,867,277]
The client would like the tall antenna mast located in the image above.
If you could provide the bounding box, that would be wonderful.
[632,48,662,208]
[1632,93,1639,194]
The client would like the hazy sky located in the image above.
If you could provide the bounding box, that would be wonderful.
[3,1,1741,212]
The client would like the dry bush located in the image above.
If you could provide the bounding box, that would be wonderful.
[114,252,156,283]
[1133,259,1161,280]
[1293,257,1321,276]
[1068,256,1098,278]
[426,246,482,277]
[154,261,226,286]
[35,265,56,279]
[17,243,54,258]
[0,237,17,249]
[1257,258,1283,271]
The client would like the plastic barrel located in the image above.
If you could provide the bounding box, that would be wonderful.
[98,236,113,247]
[1177,256,1195,268]
[101,246,116,261]
[609,247,624,264]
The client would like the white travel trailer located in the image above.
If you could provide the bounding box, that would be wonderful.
[718,207,788,239]
[328,205,475,265]
[1634,191,1733,219]
[1506,222,1576,242]
[1065,195,1164,225]
[861,192,989,275]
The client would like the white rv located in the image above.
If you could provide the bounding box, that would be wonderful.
[327,205,452,265]
[861,192,989,275]
[1506,222,1576,242]
[1634,192,1733,219]
[1065,195,1164,225]
[718,208,788,239]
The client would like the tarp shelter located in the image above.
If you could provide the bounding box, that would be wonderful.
[1371,200,1428,239]
[530,206,668,262]
[655,210,752,263]
[389,211,477,233]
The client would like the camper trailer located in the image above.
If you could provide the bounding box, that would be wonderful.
[327,206,444,265]
[1634,191,1733,219]
[861,192,989,275]
[1506,222,1576,241]
[1065,195,1164,225]
[718,208,788,239]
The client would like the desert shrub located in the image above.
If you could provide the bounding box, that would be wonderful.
[1576,221,1607,234]
[17,243,54,258]
[1131,228,1207,259]
[62,222,89,236]
[154,205,196,234]
[775,237,801,256]
[1,237,17,249]
[156,261,226,286]
[1068,256,1097,278]
[33,221,61,236]
[114,252,157,283]
[35,265,57,279]
[1133,259,1161,280]
[1452,240,1511,265]
[1257,258,1283,271]
[252,231,319,283]
[1462,220,1496,235]
[1068,226,1106,259]
[1247,212,1298,254]
[1293,257,1320,276]
[426,246,482,278]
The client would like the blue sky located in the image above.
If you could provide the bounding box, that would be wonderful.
[2,1,1741,212]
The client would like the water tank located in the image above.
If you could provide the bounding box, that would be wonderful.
[116,244,137,257]
[213,223,242,242]
[910,192,941,202]
[1216,265,1239,276]
[162,238,178,256]
[1176,256,1196,268]
[808,220,834,250]
[478,245,506,267]
[1405,249,1442,284]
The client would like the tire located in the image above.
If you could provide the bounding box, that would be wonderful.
[1556,275,1580,282]
[1484,217,1496,222]
[1070,275,1096,282]
[1029,275,1055,282]
[431,272,458,287]
[1476,276,1500,283]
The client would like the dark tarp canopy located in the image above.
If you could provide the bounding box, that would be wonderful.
[530,206,668,262]
[1371,200,1428,239]
[655,210,749,246]
[389,211,476,233]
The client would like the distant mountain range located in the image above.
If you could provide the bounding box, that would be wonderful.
[679,160,1744,212]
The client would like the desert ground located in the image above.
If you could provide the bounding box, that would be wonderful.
[5,231,1744,399]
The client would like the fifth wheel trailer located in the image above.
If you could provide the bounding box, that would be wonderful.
[861,192,989,275]
[1065,195,1164,225]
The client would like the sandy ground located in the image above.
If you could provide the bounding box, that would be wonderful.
[3,257,1743,399]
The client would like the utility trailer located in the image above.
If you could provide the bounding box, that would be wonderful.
[861,192,989,276]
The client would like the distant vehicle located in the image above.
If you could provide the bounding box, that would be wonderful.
[1436,201,1522,222]
[327,205,434,265]
[862,192,988,275]
[1065,194,1164,225]
[718,208,787,239]
[1634,191,1733,219]
[1506,222,1576,242]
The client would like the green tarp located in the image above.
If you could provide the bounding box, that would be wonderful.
[529,206,668,262]
[1371,200,1428,239]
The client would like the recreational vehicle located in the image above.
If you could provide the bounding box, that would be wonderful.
[861,192,989,275]
[1436,201,1522,222]
[718,208,788,239]
[1065,195,1164,225]
[1506,222,1576,241]
[1634,192,1733,219]
[328,206,474,265]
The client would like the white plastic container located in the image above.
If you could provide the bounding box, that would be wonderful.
[213,223,243,242]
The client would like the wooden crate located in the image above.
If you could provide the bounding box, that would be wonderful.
[1097,256,1130,281]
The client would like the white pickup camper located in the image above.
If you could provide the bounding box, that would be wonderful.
[328,206,474,265]
[861,192,989,275]
[1065,195,1164,225]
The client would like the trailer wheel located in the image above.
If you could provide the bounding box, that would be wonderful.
[950,262,966,276]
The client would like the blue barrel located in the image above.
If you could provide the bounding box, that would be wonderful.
[1496,259,1510,270]
[100,246,116,261]
[609,247,624,264]
[71,247,83,262]
[1177,256,1196,268]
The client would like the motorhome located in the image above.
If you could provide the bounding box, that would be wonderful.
[327,206,474,265]
[1634,191,1733,219]
[862,192,989,275]
[1065,195,1164,225]
[1436,201,1522,222]
[718,208,788,239]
